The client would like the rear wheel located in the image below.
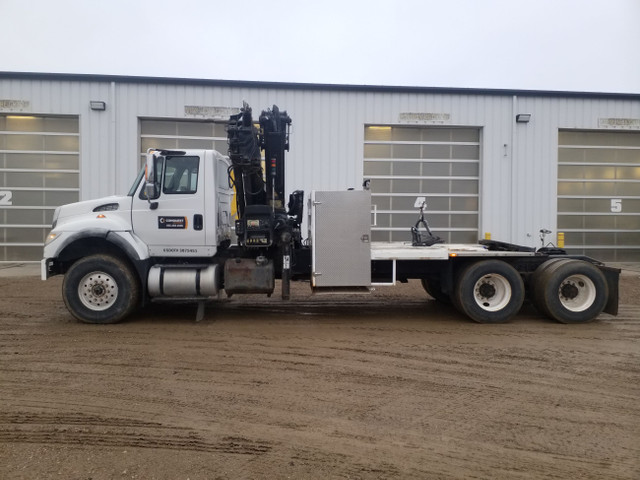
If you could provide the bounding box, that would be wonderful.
[533,259,607,324]
[530,258,570,317]
[63,254,140,324]
[454,260,524,323]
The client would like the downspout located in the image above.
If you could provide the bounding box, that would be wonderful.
[510,95,517,242]
[109,81,117,194]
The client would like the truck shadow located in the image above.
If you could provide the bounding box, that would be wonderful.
[129,298,554,326]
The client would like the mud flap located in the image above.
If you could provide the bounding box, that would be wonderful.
[600,265,621,316]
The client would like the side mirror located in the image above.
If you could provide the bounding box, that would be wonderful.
[143,150,161,207]
[144,182,157,200]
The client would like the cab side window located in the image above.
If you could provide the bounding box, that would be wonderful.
[163,156,199,194]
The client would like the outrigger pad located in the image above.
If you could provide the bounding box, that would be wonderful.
[479,239,535,252]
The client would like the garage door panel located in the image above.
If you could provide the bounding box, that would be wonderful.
[452,163,479,176]
[1,115,79,262]
[617,215,640,229]
[141,137,177,151]
[583,215,616,229]
[364,162,391,175]
[558,129,640,261]
[452,145,479,159]
[370,196,390,210]
[616,183,640,196]
[364,144,391,158]
[177,122,214,137]
[452,129,480,142]
[558,215,584,229]
[4,172,78,188]
[365,125,480,243]
[44,135,78,151]
[451,180,478,194]
[451,197,478,210]
[2,227,48,243]
[585,182,616,196]
[451,214,479,228]
[450,231,478,243]
[617,150,640,163]
[4,208,53,225]
[393,162,422,175]
[368,179,391,192]
[2,246,43,261]
[2,153,41,168]
[421,145,450,159]
[394,179,421,193]
[140,119,227,161]
[393,144,421,158]
[178,138,215,149]
[422,129,453,142]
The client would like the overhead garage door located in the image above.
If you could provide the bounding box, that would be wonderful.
[364,125,480,243]
[558,130,640,262]
[140,119,229,166]
[0,115,79,263]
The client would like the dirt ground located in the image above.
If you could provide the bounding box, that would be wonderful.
[1,271,639,479]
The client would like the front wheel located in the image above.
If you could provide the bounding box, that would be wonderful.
[63,254,140,324]
[454,260,524,323]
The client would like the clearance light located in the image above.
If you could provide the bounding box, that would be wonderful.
[449,253,458,258]
[45,233,59,245]
[96,214,106,218]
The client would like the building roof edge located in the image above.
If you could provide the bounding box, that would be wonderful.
[1,71,639,100]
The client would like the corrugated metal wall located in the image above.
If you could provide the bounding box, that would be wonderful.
[1,74,639,254]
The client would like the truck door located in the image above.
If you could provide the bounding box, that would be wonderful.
[132,154,214,257]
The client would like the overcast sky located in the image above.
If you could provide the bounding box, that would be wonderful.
[2,0,639,93]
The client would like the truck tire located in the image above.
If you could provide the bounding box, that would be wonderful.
[454,260,524,323]
[533,259,607,324]
[421,278,451,304]
[62,254,140,324]
[530,258,571,318]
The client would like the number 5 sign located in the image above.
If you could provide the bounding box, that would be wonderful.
[611,198,622,213]
[0,190,12,205]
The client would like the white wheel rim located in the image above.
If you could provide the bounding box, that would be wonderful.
[473,274,511,312]
[78,271,118,311]
[558,274,596,312]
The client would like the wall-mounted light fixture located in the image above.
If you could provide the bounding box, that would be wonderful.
[516,113,531,123]
[90,101,106,111]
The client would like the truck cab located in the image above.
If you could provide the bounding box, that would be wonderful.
[42,149,234,323]
[131,149,233,257]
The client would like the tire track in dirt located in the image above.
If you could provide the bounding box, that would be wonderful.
[0,411,272,455]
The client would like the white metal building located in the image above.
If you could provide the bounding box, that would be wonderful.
[1,72,639,262]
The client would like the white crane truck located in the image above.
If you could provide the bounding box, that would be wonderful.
[41,104,620,324]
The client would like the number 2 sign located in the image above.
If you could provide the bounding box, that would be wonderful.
[0,190,13,205]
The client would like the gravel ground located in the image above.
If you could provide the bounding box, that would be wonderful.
[0,270,639,479]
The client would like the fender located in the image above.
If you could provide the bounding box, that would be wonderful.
[43,228,150,280]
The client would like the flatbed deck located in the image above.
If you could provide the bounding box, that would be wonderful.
[370,242,538,261]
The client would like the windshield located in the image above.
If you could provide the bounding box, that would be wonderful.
[128,166,146,196]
